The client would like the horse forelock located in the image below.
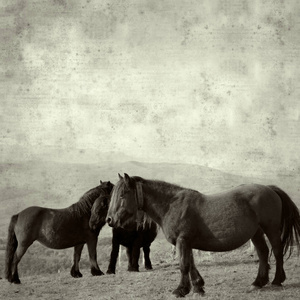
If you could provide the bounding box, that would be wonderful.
[91,194,109,216]
[110,180,125,210]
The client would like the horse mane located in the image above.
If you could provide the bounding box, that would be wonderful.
[116,176,185,198]
[70,186,104,216]
[114,176,195,230]
[132,176,194,230]
[133,176,195,196]
[139,213,159,232]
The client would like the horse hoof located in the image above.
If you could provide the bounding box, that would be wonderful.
[13,279,21,284]
[172,287,190,298]
[145,265,153,270]
[271,283,284,289]
[71,271,83,278]
[106,270,115,275]
[128,267,139,272]
[247,285,261,293]
[193,286,205,295]
[172,290,184,298]
[91,269,104,276]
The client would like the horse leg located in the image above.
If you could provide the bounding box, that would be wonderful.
[126,246,135,271]
[86,238,104,276]
[130,243,140,272]
[172,237,192,297]
[70,244,84,278]
[248,229,270,291]
[143,244,153,270]
[107,238,120,274]
[11,243,31,284]
[265,231,286,286]
[189,252,205,294]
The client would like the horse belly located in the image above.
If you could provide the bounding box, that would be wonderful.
[38,231,81,249]
[38,216,88,249]
[192,228,256,252]
[191,202,258,251]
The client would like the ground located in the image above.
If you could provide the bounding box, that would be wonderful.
[1,162,299,299]
[1,235,300,300]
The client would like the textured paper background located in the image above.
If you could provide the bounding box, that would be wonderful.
[1,0,300,179]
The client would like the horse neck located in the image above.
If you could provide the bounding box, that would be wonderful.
[142,180,178,227]
[69,201,92,217]
[70,188,101,217]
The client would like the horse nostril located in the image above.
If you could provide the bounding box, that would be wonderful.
[106,217,112,226]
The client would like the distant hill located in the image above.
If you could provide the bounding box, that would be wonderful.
[0,160,299,237]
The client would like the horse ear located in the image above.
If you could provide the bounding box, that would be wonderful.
[124,173,131,186]
[100,180,103,184]
[118,173,123,180]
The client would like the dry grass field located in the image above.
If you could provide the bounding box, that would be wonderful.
[1,232,300,300]
[1,161,299,299]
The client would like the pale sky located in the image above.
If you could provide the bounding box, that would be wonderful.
[1,0,300,178]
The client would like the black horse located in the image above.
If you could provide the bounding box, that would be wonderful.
[5,180,114,283]
[107,223,158,273]
[107,173,300,297]
[89,181,158,274]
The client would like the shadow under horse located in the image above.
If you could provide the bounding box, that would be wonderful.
[90,181,158,274]
[5,180,114,284]
[106,173,300,298]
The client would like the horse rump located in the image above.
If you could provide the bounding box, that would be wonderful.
[268,185,300,257]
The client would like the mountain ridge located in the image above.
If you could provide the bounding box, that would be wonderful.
[0,159,299,237]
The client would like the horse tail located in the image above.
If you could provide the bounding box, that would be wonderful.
[5,214,18,280]
[268,185,300,258]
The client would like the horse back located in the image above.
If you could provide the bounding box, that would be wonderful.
[15,205,49,226]
[15,206,73,237]
[204,184,282,221]
[163,184,282,250]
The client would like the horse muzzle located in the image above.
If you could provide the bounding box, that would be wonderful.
[106,216,123,228]
[106,216,114,227]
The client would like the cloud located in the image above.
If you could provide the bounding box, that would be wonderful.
[1,0,300,178]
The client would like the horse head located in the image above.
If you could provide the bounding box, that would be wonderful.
[106,173,145,230]
[89,195,110,231]
[89,181,114,231]
[99,180,114,195]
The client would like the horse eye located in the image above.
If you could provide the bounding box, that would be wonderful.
[122,188,130,195]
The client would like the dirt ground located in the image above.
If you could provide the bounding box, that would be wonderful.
[1,162,300,299]
[1,248,300,300]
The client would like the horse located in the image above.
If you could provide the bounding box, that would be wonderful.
[106,173,300,297]
[5,180,114,284]
[89,183,158,274]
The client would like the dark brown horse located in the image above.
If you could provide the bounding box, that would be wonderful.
[89,182,158,273]
[106,224,157,274]
[106,174,300,297]
[5,181,114,284]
